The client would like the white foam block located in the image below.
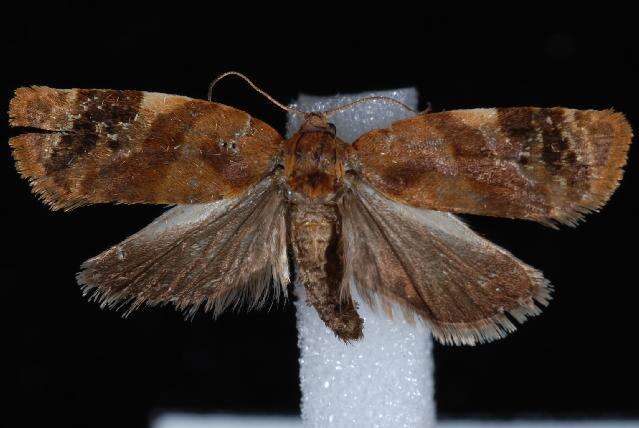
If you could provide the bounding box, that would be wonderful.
[152,415,639,428]
[287,89,435,428]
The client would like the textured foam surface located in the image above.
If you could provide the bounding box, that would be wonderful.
[287,89,435,428]
[153,414,639,428]
[286,89,419,142]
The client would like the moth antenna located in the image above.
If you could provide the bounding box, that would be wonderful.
[208,71,305,116]
[323,96,419,118]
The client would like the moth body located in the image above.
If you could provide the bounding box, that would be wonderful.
[282,114,363,340]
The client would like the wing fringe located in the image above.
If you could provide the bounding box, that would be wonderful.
[548,110,632,227]
[350,246,553,346]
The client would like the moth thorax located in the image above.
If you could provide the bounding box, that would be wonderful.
[283,128,346,201]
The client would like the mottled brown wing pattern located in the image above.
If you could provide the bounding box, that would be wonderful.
[9,87,283,210]
[78,177,289,316]
[353,108,632,226]
[339,178,551,345]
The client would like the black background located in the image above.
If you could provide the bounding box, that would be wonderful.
[4,3,638,427]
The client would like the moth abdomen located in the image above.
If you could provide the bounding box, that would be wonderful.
[289,203,363,341]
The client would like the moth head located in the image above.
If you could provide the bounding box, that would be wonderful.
[300,113,336,136]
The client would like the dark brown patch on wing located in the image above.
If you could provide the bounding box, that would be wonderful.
[47,89,143,174]
[496,107,574,172]
[373,163,428,191]
[428,111,490,158]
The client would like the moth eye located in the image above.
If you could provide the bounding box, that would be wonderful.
[328,123,336,135]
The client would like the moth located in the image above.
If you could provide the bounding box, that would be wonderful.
[9,72,632,345]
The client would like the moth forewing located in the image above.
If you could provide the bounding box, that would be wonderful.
[9,86,283,210]
[352,107,632,226]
